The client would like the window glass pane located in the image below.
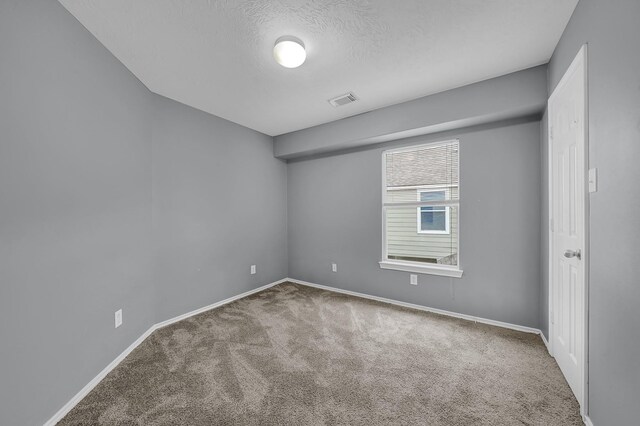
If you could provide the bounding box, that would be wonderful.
[384,142,459,203]
[385,206,458,266]
[383,141,459,269]
[420,208,446,231]
[420,190,445,202]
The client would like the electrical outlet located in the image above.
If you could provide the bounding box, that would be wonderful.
[331,263,337,272]
[115,309,122,328]
[250,265,256,275]
[410,274,418,285]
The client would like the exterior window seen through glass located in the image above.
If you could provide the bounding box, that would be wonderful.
[419,190,448,233]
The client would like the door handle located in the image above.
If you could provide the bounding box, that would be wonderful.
[564,249,581,260]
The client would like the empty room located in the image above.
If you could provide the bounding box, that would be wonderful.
[2,0,639,425]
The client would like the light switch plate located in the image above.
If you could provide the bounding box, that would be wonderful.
[410,274,418,285]
[250,265,256,275]
[331,263,337,272]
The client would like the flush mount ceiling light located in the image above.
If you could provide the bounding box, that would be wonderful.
[273,36,306,68]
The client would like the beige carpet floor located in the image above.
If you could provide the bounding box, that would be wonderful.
[59,282,582,425]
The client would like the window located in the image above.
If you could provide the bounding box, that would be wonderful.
[418,190,450,234]
[380,140,462,278]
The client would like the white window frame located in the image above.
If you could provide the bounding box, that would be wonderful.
[379,140,463,278]
[417,188,451,235]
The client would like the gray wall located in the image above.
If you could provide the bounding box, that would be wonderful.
[152,95,288,322]
[0,1,287,424]
[288,119,542,328]
[274,66,548,159]
[548,1,640,424]
[10,0,639,425]
[0,1,154,425]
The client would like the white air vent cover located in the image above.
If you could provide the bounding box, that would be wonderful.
[328,92,358,107]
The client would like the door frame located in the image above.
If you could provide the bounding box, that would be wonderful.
[547,44,589,417]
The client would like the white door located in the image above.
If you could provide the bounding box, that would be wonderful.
[549,45,587,409]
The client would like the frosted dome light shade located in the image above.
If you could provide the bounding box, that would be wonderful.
[273,36,306,68]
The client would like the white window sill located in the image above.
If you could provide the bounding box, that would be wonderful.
[379,260,464,278]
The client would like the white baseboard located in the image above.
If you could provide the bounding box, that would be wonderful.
[287,278,541,335]
[45,276,545,425]
[287,279,577,420]
[43,326,156,426]
[540,331,550,353]
[154,279,287,329]
[44,278,287,426]
[584,415,594,426]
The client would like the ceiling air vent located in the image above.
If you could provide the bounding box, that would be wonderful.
[328,92,358,107]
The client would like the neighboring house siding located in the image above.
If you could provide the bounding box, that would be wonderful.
[386,187,458,262]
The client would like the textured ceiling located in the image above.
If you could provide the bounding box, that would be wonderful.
[58,0,578,136]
